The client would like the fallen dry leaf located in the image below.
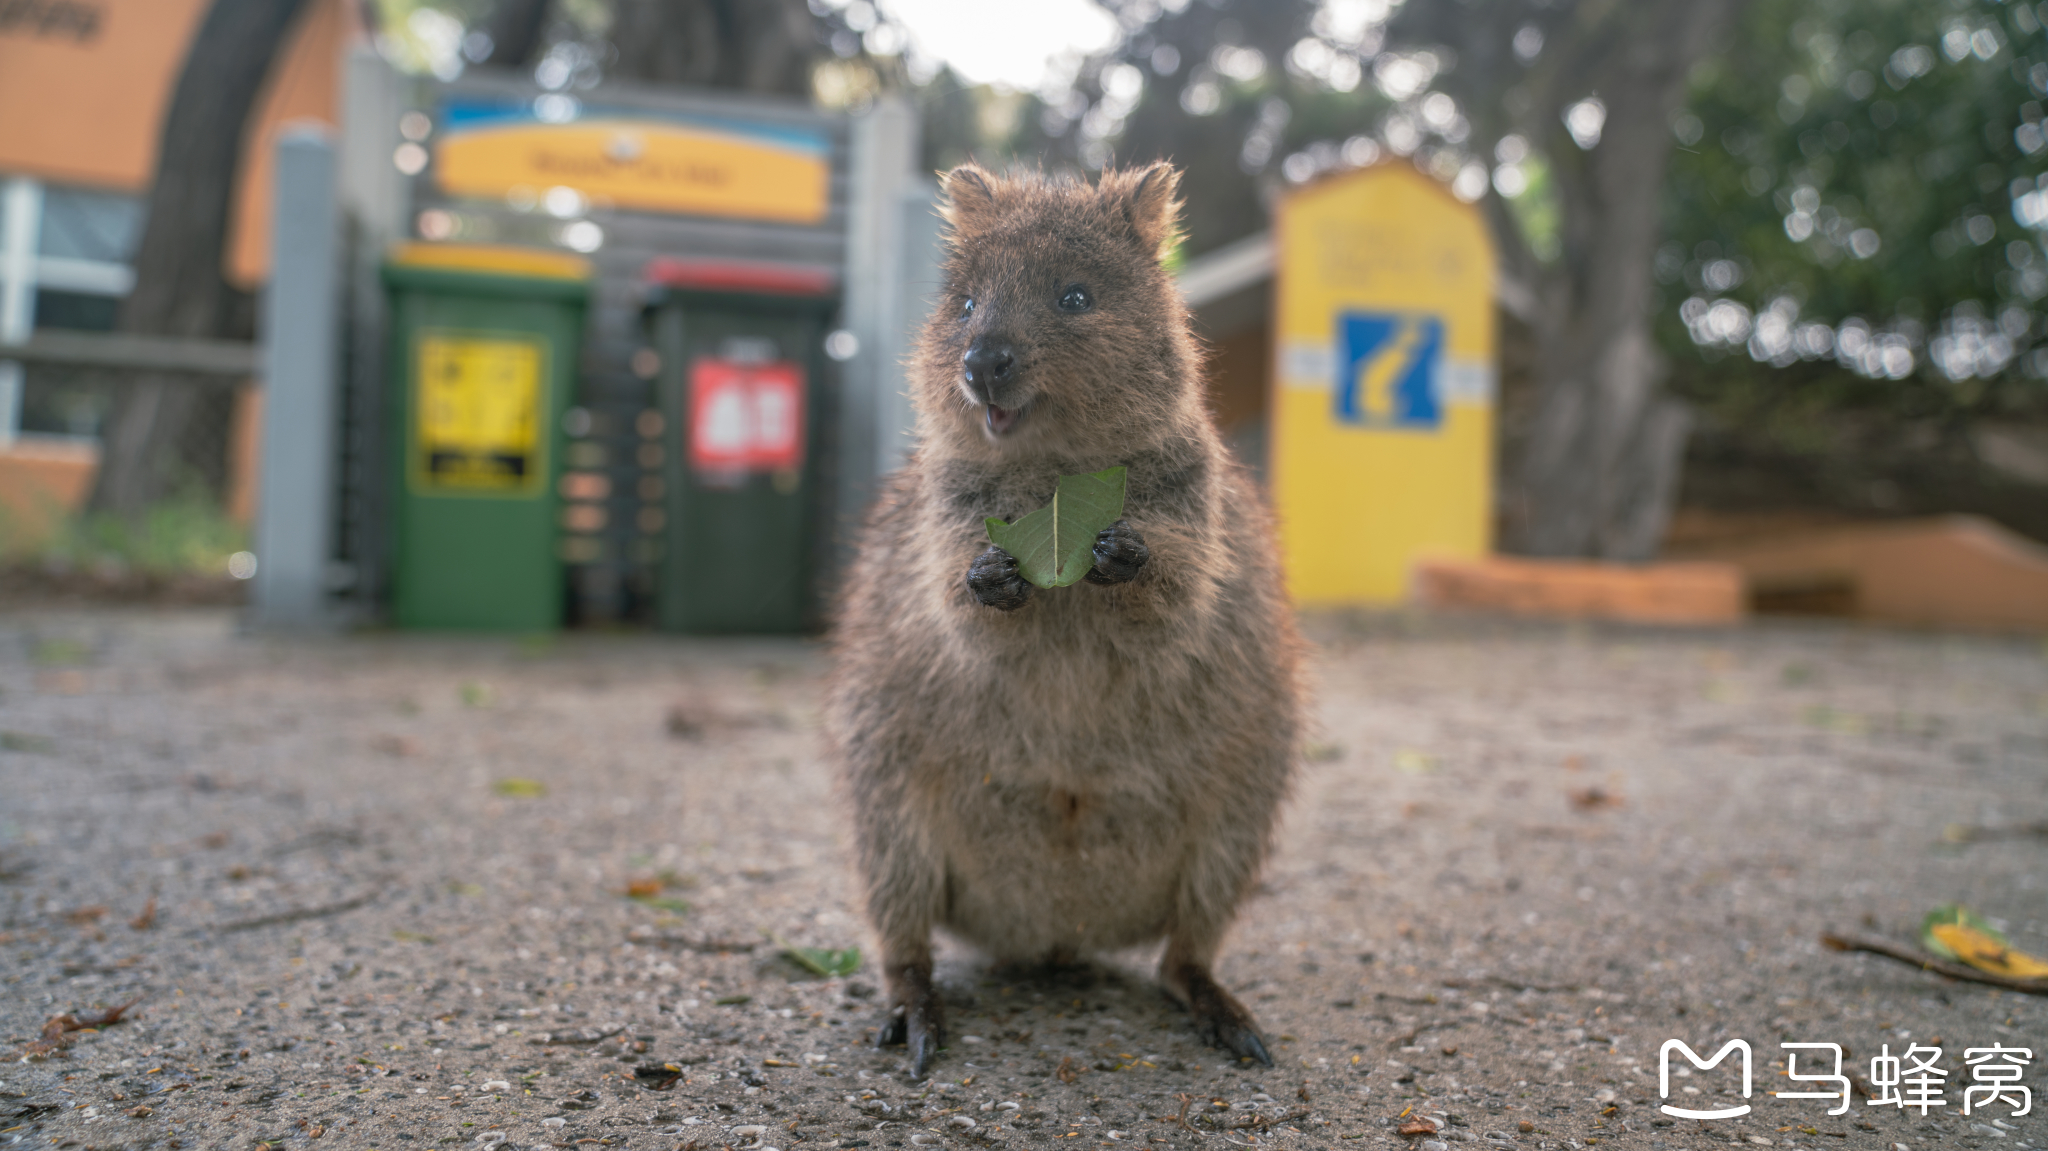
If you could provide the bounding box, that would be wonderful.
[1056,1055,1082,1083]
[1921,907,2048,980]
[65,905,108,925]
[1399,1118,1440,1137]
[130,896,157,931]
[370,733,420,757]
[1568,785,1624,811]
[20,996,142,1058]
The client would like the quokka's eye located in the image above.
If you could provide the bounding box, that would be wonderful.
[1057,284,1093,313]
[961,297,975,316]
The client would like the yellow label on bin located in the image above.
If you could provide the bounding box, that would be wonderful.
[413,332,548,495]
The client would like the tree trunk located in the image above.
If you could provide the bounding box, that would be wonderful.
[88,0,309,517]
[1501,0,1741,560]
[606,0,819,96]
[476,0,550,70]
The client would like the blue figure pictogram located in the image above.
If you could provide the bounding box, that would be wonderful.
[1335,311,1443,430]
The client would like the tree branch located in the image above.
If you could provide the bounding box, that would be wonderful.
[1821,933,2048,997]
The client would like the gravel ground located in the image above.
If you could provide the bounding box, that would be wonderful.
[1,608,2043,1151]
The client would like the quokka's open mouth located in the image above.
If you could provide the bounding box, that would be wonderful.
[985,403,1023,436]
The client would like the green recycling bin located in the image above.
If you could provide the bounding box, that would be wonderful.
[643,260,839,633]
[383,242,590,630]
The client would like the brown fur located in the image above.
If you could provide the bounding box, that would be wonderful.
[825,162,1303,1074]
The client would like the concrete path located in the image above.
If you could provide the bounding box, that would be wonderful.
[0,609,2041,1151]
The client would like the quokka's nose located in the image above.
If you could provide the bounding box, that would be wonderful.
[962,338,1016,399]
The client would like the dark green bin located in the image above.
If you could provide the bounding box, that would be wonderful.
[643,261,839,633]
[382,243,590,630]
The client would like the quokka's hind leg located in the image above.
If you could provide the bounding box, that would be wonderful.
[1160,933,1272,1067]
[853,795,946,1078]
[874,945,945,1079]
[1157,802,1281,1068]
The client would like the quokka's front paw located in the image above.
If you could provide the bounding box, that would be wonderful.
[1084,518,1149,585]
[966,546,1034,610]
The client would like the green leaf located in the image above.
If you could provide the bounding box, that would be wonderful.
[493,777,547,798]
[1920,904,2004,960]
[984,466,1127,589]
[0,731,55,753]
[783,945,862,977]
[771,931,862,977]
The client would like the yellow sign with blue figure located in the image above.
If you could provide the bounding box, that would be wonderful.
[1270,164,1495,605]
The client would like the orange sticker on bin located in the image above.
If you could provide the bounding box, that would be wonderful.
[688,358,805,473]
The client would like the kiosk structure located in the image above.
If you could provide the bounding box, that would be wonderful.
[1269,164,1497,605]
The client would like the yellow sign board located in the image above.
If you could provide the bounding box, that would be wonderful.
[413,332,547,494]
[435,118,830,225]
[1270,164,1496,605]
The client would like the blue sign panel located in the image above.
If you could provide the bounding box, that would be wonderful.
[1335,311,1443,430]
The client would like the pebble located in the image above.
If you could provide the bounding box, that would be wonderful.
[998,1101,1021,1111]
[1746,1138,1773,1146]
[1422,1141,1450,1151]
[733,1126,768,1137]
[911,1136,942,1146]
[481,1080,511,1092]
[474,1134,507,1147]
[1593,1089,1615,1103]
[948,1117,976,1129]
[540,1117,567,1129]
[1973,1126,2008,1139]
[1519,1122,1536,1134]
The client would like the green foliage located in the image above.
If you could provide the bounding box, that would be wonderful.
[1505,152,1561,264]
[781,943,861,978]
[984,467,1128,589]
[27,493,247,578]
[1661,0,2048,417]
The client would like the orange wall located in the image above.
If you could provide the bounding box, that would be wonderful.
[0,0,357,285]
[0,440,100,553]
[0,0,211,192]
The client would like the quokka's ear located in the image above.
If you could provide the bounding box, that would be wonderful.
[1109,162,1183,261]
[940,164,1000,240]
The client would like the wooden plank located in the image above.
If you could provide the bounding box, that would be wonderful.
[4,330,259,376]
[1414,556,1747,626]
[1679,514,2048,632]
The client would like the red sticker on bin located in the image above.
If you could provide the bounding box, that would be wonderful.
[688,358,805,473]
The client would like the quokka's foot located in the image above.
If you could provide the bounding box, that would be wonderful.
[1169,961,1273,1067]
[874,960,945,1079]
